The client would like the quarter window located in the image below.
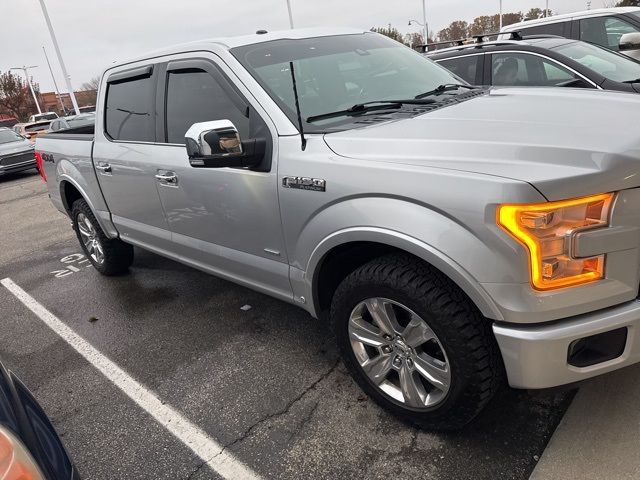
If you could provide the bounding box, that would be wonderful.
[165,69,249,144]
[437,56,480,84]
[105,73,155,142]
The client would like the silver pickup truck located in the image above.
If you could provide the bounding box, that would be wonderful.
[36,28,640,430]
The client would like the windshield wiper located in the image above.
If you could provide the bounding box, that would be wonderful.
[415,83,478,99]
[307,99,436,123]
[623,78,640,84]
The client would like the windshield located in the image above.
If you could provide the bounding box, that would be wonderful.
[34,113,58,121]
[554,41,640,82]
[231,33,463,132]
[0,130,24,144]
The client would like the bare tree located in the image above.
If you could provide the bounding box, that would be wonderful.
[80,75,100,91]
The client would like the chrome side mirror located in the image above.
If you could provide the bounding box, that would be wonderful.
[185,120,243,166]
[619,32,640,52]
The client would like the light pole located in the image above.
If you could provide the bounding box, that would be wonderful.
[500,0,503,30]
[546,0,549,16]
[10,66,42,115]
[286,0,294,29]
[42,46,66,114]
[421,0,428,44]
[37,0,80,115]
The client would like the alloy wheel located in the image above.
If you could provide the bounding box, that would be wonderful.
[348,298,451,409]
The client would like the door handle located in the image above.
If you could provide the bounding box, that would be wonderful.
[96,163,112,173]
[155,173,178,185]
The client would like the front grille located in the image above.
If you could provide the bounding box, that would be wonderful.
[0,150,34,166]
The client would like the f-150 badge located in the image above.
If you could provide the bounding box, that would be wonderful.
[282,176,326,192]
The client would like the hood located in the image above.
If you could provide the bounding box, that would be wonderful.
[324,88,640,201]
[0,139,33,155]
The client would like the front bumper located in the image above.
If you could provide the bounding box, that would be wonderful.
[494,299,640,389]
[0,157,37,175]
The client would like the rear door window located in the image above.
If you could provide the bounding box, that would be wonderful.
[580,16,640,50]
[518,21,569,37]
[491,52,582,86]
[105,71,156,142]
[437,55,481,84]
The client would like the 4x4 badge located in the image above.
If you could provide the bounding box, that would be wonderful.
[282,176,326,192]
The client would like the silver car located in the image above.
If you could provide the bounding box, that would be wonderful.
[36,28,640,429]
[0,128,36,176]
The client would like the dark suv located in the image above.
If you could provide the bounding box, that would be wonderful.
[427,35,640,93]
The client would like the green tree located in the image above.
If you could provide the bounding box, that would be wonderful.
[524,8,552,20]
[370,26,406,44]
[617,0,640,5]
[0,71,40,122]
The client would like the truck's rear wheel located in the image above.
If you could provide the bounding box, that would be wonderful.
[330,254,502,430]
[71,199,133,276]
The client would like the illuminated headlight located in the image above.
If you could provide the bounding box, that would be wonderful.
[498,193,614,290]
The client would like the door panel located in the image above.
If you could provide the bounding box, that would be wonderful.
[153,57,291,299]
[93,65,172,250]
[93,142,172,249]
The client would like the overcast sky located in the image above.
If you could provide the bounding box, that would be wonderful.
[2,0,595,93]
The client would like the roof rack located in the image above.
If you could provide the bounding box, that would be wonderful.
[419,31,522,53]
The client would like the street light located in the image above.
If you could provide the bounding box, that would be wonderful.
[37,0,80,115]
[10,66,42,115]
[42,46,66,114]
[500,0,503,30]
[409,19,428,44]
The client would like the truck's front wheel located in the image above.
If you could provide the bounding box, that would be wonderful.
[71,199,133,276]
[330,254,502,430]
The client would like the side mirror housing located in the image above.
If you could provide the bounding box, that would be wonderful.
[185,120,265,169]
[619,32,640,52]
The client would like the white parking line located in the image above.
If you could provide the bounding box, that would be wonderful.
[1,277,261,480]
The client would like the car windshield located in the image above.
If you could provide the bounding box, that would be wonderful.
[554,40,640,82]
[34,113,57,121]
[231,33,463,132]
[0,130,24,144]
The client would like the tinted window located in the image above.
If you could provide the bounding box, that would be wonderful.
[492,52,580,86]
[580,16,640,50]
[519,21,567,37]
[438,56,480,84]
[555,40,640,82]
[105,73,155,142]
[165,69,249,144]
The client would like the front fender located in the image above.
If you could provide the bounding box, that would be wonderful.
[291,197,517,321]
[305,226,503,321]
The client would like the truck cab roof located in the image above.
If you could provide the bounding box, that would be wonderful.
[111,27,368,67]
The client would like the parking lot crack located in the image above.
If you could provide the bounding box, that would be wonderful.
[218,359,340,454]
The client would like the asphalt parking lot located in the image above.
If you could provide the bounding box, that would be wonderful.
[0,171,574,480]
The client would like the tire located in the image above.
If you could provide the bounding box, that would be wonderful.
[330,253,502,430]
[71,198,134,276]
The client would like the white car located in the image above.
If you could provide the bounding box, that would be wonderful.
[502,7,640,61]
[28,112,58,123]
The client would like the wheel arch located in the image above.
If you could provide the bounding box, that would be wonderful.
[58,175,118,239]
[308,228,504,322]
